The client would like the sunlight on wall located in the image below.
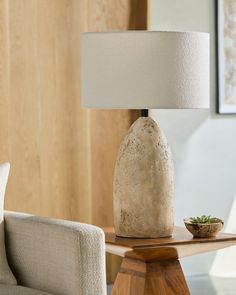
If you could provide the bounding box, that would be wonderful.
[210,194,236,277]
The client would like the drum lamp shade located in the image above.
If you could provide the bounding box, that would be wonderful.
[82,31,209,109]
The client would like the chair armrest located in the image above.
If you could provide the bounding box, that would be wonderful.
[4,211,106,295]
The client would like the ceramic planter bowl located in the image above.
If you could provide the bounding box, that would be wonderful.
[184,218,224,238]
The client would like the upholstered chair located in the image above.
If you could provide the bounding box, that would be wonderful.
[2,211,106,295]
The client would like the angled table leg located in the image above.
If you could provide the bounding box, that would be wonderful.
[111,257,190,295]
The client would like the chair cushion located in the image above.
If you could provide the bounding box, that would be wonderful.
[0,285,53,295]
[0,163,17,285]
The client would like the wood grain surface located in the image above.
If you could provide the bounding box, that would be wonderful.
[0,0,100,223]
[104,226,236,249]
[0,0,147,283]
[111,258,190,295]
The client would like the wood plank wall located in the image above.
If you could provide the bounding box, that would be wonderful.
[0,0,147,283]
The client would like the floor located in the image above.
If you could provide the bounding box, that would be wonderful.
[107,276,236,294]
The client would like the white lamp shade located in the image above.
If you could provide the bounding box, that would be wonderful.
[82,31,209,109]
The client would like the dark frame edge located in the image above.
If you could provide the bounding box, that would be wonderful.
[215,0,220,114]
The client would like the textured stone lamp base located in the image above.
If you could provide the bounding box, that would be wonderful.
[113,117,175,238]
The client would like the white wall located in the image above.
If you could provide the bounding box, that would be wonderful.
[150,0,236,277]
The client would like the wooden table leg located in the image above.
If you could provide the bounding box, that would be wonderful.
[111,258,191,295]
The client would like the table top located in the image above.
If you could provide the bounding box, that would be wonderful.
[103,227,236,261]
[103,227,236,249]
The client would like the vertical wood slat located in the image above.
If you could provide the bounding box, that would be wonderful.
[0,0,10,162]
[0,0,91,221]
[7,0,42,215]
[0,0,147,283]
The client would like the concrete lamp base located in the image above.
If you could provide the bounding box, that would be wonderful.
[113,116,175,238]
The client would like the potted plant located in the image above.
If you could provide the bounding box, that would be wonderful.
[184,215,224,238]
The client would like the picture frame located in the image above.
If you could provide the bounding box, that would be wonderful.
[217,0,236,114]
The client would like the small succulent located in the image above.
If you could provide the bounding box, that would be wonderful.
[189,215,219,224]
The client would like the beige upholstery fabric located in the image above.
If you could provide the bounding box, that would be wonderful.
[0,163,17,285]
[4,211,106,295]
[0,285,53,295]
[0,222,17,285]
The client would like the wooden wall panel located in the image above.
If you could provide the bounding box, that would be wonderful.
[0,0,91,221]
[8,0,42,216]
[0,0,10,162]
[0,0,147,283]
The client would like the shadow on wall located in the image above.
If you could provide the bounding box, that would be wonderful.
[150,109,209,149]
[150,109,210,191]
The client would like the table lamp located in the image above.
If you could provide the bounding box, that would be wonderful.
[82,31,209,238]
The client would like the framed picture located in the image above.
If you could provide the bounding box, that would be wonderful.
[217,0,236,114]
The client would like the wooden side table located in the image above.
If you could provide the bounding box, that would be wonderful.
[104,227,236,295]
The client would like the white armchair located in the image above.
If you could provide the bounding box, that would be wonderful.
[2,211,107,295]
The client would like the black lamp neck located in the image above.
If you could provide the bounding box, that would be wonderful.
[141,109,149,117]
